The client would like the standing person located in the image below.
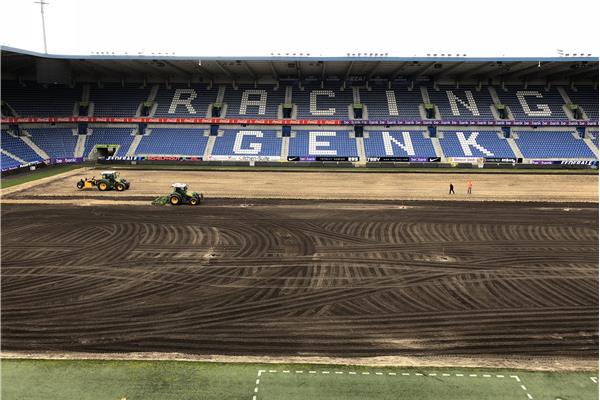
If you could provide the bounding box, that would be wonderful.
[467,180,473,195]
[449,183,455,195]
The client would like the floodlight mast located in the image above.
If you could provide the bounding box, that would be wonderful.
[34,0,49,53]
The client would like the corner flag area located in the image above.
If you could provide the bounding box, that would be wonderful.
[1,359,597,400]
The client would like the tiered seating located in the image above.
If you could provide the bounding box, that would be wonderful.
[153,85,219,117]
[289,130,357,156]
[28,128,77,158]
[212,129,281,156]
[222,85,284,118]
[1,153,21,170]
[566,86,599,120]
[1,81,79,117]
[496,85,566,120]
[1,130,42,162]
[364,130,436,157]
[359,84,422,119]
[91,83,149,117]
[439,131,515,158]
[428,85,495,120]
[135,128,208,156]
[514,130,596,158]
[83,128,134,157]
[293,83,353,120]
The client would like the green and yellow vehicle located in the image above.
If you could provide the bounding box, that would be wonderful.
[168,183,203,205]
[76,171,130,191]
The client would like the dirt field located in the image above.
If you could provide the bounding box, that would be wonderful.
[2,168,598,202]
[1,201,598,364]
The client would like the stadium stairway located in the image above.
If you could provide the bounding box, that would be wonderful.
[430,134,445,161]
[506,135,524,159]
[280,135,289,160]
[204,135,216,159]
[126,134,144,156]
[19,131,49,160]
[355,136,367,165]
[582,137,599,157]
[74,134,87,158]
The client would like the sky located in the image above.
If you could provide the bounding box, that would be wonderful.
[1,0,598,58]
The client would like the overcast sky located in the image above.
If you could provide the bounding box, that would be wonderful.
[1,0,598,57]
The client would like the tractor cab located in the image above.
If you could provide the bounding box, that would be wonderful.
[101,171,119,182]
[169,183,203,205]
[172,183,189,195]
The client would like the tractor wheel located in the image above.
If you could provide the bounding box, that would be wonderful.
[98,181,109,191]
[76,180,84,190]
[169,195,181,205]
[115,183,125,192]
[190,197,199,206]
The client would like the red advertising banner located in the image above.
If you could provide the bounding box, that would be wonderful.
[0,117,343,125]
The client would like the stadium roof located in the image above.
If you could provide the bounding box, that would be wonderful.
[2,46,598,83]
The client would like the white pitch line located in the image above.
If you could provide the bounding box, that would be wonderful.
[362,372,370,375]
[252,396,256,400]
[376,372,383,375]
[335,371,343,375]
[296,371,303,374]
[402,373,410,376]
[322,371,330,374]
[591,377,598,384]
[268,370,277,373]
[527,394,533,399]
[415,373,423,376]
[349,372,356,375]
[309,371,316,374]
[520,385,528,391]
[283,370,290,373]
[388,372,396,376]
[496,375,504,378]
[428,373,437,376]
[511,375,521,382]
[469,374,478,377]
[442,373,450,377]
[455,374,464,377]
[255,379,260,385]
[483,374,491,378]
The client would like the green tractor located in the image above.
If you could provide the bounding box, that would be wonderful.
[168,183,203,205]
[76,171,130,192]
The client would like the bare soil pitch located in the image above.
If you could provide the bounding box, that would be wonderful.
[2,169,598,202]
[1,201,598,362]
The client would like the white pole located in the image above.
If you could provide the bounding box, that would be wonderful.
[34,0,49,53]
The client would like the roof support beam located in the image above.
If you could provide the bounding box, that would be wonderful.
[242,61,257,80]
[269,61,279,80]
[429,61,464,78]
[321,62,326,81]
[344,61,354,80]
[214,61,235,79]
[389,61,410,80]
[409,61,437,79]
[365,61,382,80]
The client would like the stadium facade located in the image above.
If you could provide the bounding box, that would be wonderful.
[1,47,598,171]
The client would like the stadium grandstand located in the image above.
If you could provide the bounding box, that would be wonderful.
[1,46,598,171]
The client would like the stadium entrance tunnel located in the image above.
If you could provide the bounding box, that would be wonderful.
[94,145,119,159]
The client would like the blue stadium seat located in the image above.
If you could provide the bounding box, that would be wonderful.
[496,86,567,121]
[1,153,22,170]
[293,83,353,120]
[212,129,281,156]
[289,130,357,157]
[364,130,436,157]
[135,128,208,156]
[359,84,422,119]
[153,85,219,117]
[28,128,77,158]
[566,86,599,120]
[1,130,43,162]
[439,131,515,158]
[514,130,595,158]
[83,128,134,158]
[428,85,495,121]
[222,85,284,118]
[91,83,149,117]
[1,81,79,117]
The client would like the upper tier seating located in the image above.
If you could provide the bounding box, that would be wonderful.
[363,130,436,157]
[83,128,134,158]
[427,85,495,120]
[153,85,219,118]
[566,86,599,120]
[212,129,282,157]
[289,130,357,157]
[222,85,284,118]
[91,83,149,117]
[1,81,79,117]
[496,85,567,120]
[28,128,77,158]
[293,83,354,120]
[358,84,422,119]
[1,130,43,162]
[439,131,515,158]
[135,128,208,156]
[514,130,596,158]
